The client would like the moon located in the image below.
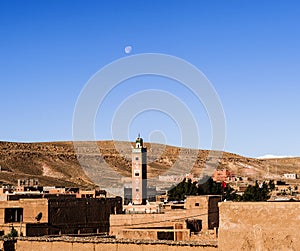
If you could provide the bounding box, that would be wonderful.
[124,46,132,54]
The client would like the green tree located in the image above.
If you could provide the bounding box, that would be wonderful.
[168,177,239,201]
[240,181,275,201]
[198,177,222,195]
[168,178,198,201]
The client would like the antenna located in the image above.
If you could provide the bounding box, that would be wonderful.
[138,133,140,138]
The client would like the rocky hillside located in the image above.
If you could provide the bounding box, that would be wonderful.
[0,141,299,189]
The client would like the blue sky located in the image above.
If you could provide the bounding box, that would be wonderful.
[0,0,299,157]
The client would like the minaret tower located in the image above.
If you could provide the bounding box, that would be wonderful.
[132,134,147,205]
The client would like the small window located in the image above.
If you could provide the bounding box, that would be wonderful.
[195,203,199,207]
[135,157,139,160]
[136,189,139,192]
[157,231,174,240]
[135,172,139,176]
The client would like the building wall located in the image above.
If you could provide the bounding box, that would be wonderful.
[121,228,190,241]
[110,213,187,238]
[42,197,122,235]
[218,202,300,251]
[212,169,233,182]
[208,197,220,230]
[110,195,220,241]
[0,197,122,237]
[185,196,221,230]
[0,199,48,224]
[0,199,48,236]
[21,199,48,224]
[283,173,297,179]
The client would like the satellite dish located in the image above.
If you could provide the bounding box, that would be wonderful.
[35,212,43,222]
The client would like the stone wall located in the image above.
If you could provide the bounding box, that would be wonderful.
[218,202,300,251]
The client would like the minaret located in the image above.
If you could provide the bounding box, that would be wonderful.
[132,134,147,205]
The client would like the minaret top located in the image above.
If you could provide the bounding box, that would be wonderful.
[135,134,143,148]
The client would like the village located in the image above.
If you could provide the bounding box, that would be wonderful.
[0,136,299,250]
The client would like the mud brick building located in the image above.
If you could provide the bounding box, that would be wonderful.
[110,195,221,241]
[0,195,122,237]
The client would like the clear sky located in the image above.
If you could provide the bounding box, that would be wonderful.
[0,0,299,158]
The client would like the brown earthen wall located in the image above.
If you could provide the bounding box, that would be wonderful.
[0,199,48,236]
[208,197,220,229]
[218,202,300,251]
[121,228,190,241]
[185,196,221,230]
[20,199,48,224]
[110,213,188,237]
[0,199,48,224]
[111,196,221,240]
[15,240,217,251]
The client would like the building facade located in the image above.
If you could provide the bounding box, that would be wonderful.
[283,173,297,179]
[110,195,221,241]
[0,195,122,237]
[212,169,234,182]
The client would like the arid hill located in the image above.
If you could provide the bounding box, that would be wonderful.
[0,141,299,189]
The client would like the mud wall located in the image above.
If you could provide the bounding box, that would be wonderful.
[218,202,300,251]
[15,239,217,251]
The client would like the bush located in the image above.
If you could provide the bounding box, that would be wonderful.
[5,226,18,239]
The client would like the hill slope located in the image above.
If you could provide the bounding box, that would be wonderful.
[0,141,299,188]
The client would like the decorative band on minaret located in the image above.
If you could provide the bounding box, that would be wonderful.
[132,134,147,205]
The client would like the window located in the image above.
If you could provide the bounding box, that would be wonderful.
[157,231,174,240]
[136,189,139,192]
[195,203,199,207]
[135,172,139,176]
[5,208,23,223]
[135,157,139,160]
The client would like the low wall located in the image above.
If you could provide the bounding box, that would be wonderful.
[110,213,188,237]
[218,202,300,251]
[15,237,217,251]
[121,228,190,241]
